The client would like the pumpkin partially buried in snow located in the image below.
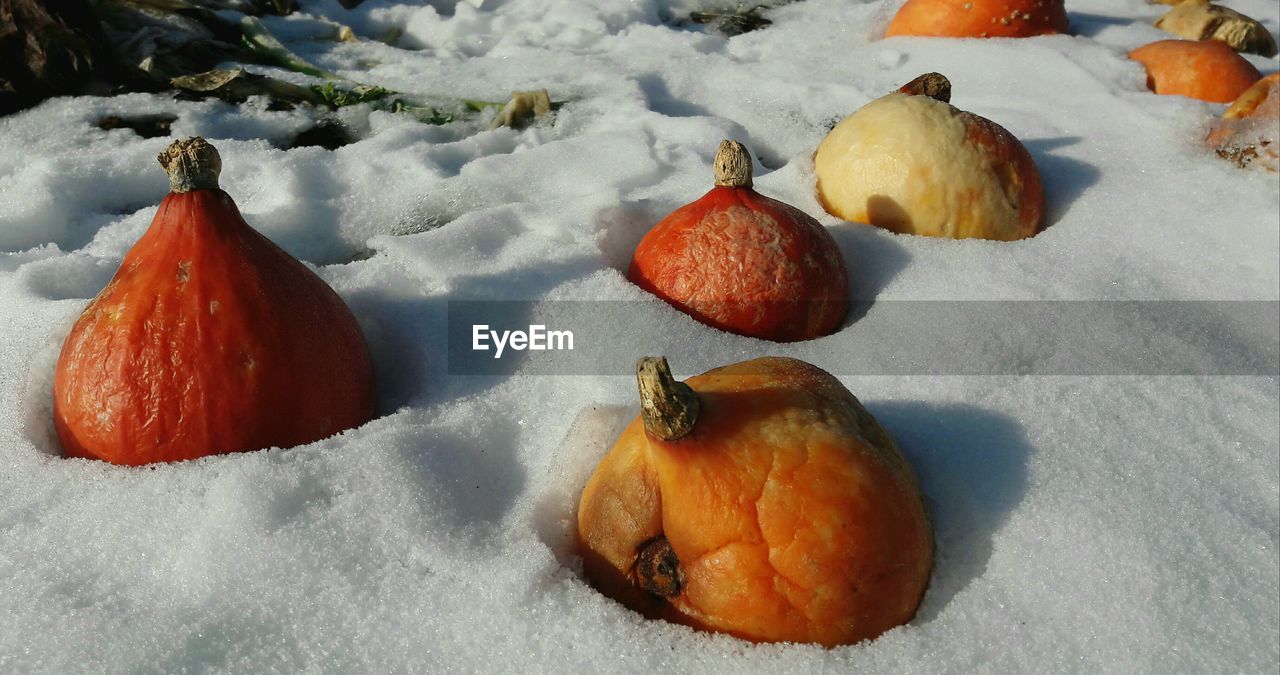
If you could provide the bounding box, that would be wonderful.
[885,0,1069,39]
[814,73,1045,241]
[628,140,849,342]
[1128,39,1262,104]
[1207,73,1280,171]
[577,356,933,646]
[53,137,376,465]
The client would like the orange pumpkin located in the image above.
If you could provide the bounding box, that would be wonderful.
[577,357,933,646]
[1128,39,1262,103]
[1207,73,1280,170]
[1217,72,1280,123]
[53,138,375,465]
[885,0,1069,39]
[627,141,849,343]
[814,73,1045,240]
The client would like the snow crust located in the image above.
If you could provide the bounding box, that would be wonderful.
[0,0,1277,671]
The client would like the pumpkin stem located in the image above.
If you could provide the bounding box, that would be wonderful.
[713,139,753,188]
[898,73,951,103]
[636,356,700,441]
[158,137,222,193]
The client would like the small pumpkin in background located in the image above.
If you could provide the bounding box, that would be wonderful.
[1207,73,1279,171]
[814,73,1045,241]
[885,0,1069,39]
[1154,0,1276,58]
[1128,39,1262,103]
[628,140,849,343]
[53,137,376,465]
[577,356,933,646]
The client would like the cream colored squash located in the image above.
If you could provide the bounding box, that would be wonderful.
[814,80,1044,241]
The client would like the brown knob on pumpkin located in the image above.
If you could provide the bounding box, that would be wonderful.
[898,72,951,102]
[712,140,753,188]
[636,356,700,441]
[157,137,222,193]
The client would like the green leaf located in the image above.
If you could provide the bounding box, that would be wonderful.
[312,82,391,107]
[240,16,341,80]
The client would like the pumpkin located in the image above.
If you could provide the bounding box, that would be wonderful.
[884,0,1069,39]
[627,140,849,343]
[1154,1,1276,58]
[53,137,375,465]
[1128,39,1262,103]
[1206,73,1280,171]
[577,356,933,646]
[813,73,1045,240]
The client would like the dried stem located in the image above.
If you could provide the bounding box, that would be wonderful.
[898,73,952,103]
[636,357,700,441]
[713,139,753,188]
[157,137,222,193]
[633,536,684,598]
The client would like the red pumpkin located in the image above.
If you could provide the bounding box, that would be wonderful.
[53,138,375,465]
[885,0,1069,39]
[627,141,849,342]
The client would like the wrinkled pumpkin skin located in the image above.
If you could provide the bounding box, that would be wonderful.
[578,357,933,646]
[885,0,1069,39]
[1129,39,1262,103]
[628,186,849,343]
[53,189,375,465]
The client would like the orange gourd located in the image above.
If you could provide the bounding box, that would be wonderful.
[53,138,375,465]
[577,356,933,647]
[627,141,849,343]
[1219,73,1280,122]
[1128,39,1262,103]
[1207,73,1280,170]
[885,0,1069,38]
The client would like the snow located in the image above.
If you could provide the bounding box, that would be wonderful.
[1,0,1277,671]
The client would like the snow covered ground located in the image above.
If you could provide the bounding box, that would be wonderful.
[1,0,1277,671]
